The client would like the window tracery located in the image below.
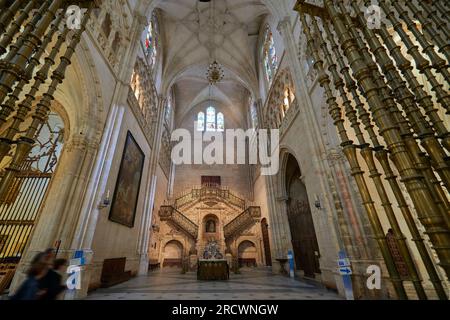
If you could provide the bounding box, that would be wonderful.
[196,107,225,132]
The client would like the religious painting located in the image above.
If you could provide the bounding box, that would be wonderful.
[109,132,145,228]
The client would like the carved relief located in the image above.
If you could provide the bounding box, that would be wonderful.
[87,1,132,73]
[264,69,298,133]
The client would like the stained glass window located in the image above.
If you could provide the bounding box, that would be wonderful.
[196,107,224,132]
[217,113,224,132]
[165,93,172,124]
[206,107,216,131]
[197,112,205,131]
[263,26,278,84]
[250,103,258,128]
[144,15,158,69]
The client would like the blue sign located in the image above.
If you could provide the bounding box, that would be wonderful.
[287,250,295,278]
[338,250,354,300]
[339,267,352,275]
[73,250,85,266]
[337,258,351,267]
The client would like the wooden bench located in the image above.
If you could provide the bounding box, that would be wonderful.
[100,258,132,288]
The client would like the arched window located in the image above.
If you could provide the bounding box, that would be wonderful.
[197,112,205,131]
[282,87,293,117]
[144,14,158,69]
[196,107,224,132]
[206,107,216,132]
[217,112,224,132]
[263,26,278,84]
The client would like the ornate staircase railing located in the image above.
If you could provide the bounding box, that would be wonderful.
[224,206,261,240]
[173,186,246,210]
[159,206,198,239]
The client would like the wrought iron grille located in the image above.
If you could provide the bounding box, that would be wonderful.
[0,112,64,276]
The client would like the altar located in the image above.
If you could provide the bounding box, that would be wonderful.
[197,240,229,280]
[197,260,229,280]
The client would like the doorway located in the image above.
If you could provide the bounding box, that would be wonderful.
[284,154,321,278]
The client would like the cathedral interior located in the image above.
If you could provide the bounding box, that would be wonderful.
[0,0,449,301]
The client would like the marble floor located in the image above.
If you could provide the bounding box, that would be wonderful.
[85,268,342,300]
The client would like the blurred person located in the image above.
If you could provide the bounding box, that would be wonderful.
[10,253,47,300]
[37,248,56,299]
[40,258,68,300]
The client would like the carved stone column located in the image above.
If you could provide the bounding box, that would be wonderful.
[276,195,293,258]
[138,95,167,275]
[263,174,283,263]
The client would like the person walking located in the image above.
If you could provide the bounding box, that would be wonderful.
[10,253,48,300]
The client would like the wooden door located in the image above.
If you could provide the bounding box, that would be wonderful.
[261,218,272,266]
[287,200,321,278]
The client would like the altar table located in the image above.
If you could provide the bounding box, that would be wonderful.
[197,260,229,280]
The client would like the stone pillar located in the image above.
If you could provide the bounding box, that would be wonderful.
[275,16,349,291]
[8,128,103,297]
[276,196,293,257]
[255,98,265,129]
[138,95,167,275]
[263,174,282,261]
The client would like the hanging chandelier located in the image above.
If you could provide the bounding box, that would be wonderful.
[206,60,225,85]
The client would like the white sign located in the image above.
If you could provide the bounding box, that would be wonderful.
[66,265,82,290]
[66,5,88,30]
[366,265,381,290]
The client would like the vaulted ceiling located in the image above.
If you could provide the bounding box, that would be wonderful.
[155,0,270,127]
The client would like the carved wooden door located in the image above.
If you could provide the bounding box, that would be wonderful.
[287,200,321,278]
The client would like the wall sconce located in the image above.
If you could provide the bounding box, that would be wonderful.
[98,190,111,209]
[314,194,321,210]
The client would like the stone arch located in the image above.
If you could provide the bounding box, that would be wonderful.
[10,31,104,260]
[203,214,219,234]
[282,152,321,278]
[237,240,257,267]
[278,147,302,198]
[162,240,184,268]
[265,68,296,129]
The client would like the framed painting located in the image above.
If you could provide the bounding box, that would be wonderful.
[109,131,145,228]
